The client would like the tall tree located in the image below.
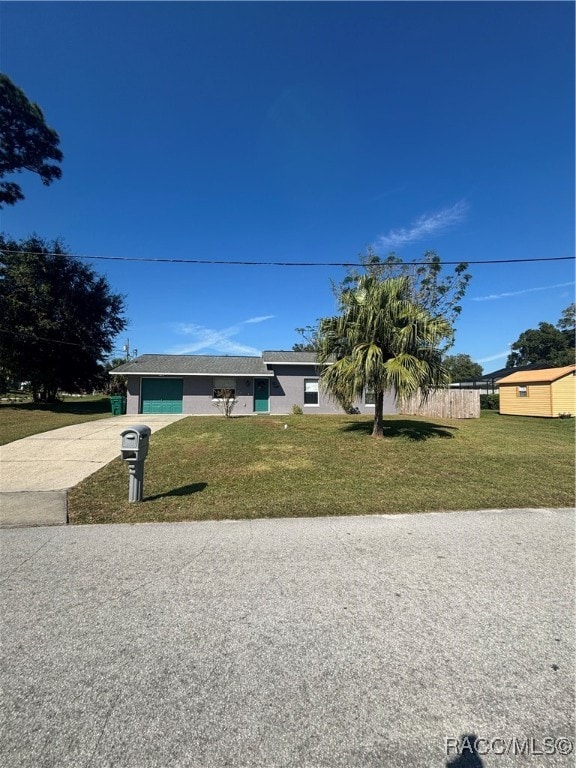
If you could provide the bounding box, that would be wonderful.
[557,303,576,361]
[297,249,471,358]
[557,303,575,332]
[0,74,63,207]
[292,325,319,352]
[339,248,471,333]
[97,356,130,395]
[443,353,483,382]
[0,235,126,401]
[507,321,574,368]
[317,274,452,437]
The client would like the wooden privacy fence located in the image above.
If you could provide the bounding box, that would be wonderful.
[399,389,480,419]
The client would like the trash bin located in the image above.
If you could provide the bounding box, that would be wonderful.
[110,396,127,415]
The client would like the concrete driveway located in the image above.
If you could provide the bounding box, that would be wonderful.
[0,415,188,526]
[0,508,573,768]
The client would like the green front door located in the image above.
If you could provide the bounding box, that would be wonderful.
[253,378,270,412]
[141,378,183,414]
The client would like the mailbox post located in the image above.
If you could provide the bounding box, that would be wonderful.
[120,425,151,502]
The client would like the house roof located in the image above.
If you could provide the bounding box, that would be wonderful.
[261,350,319,364]
[496,364,576,385]
[110,354,273,377]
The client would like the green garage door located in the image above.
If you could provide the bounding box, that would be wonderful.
[141,378,183,414]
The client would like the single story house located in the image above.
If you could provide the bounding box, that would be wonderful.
[497,364,575,417]
[110,351,398,416]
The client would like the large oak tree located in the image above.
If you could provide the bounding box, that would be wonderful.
[507,307,575,369]
[442,353,483,382]
[0,73,63,207]
[0,235,126,401]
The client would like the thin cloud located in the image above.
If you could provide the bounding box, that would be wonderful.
[169,338,261,356]
[472,281,574,302]
[475,350,510,364]
[166,315,274,355]
[374,200,468,250]
[243,315,275,324]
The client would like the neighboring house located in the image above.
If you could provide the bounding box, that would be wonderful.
[496,365,576,417]
[110,351,397,416]
[450,363,553,395]
[449,379,495,395]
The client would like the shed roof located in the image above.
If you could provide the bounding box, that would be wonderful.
[110,354,273,376]
[496,364,576,385]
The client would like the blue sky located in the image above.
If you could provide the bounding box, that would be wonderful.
[1,1,574,372]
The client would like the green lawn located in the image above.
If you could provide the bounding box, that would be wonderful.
[0,396,112,445]
[68,412,575,524]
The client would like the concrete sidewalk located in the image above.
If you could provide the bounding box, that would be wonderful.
[0,414,188,526]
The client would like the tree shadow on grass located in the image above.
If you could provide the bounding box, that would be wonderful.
[146,482,208,501]
[342,418,458,441]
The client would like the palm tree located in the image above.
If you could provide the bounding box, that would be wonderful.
[317,275,452,437]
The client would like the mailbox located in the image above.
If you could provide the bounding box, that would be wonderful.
[120,424,151,462]
[120,425,151,503]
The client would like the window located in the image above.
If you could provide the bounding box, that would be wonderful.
[304,379,319,405]
[365,389,375,405]
[213,377,236,400]
[517,386,528,398]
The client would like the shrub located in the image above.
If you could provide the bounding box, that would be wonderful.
[213,388,237,418]
[480,394,500,411]
[291,404,303,415]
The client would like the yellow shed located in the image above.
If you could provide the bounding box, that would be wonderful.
[497,365,576,417]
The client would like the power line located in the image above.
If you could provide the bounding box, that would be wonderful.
[0,327,102,351]
[0,328,134,357]
[1,250,574,267]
